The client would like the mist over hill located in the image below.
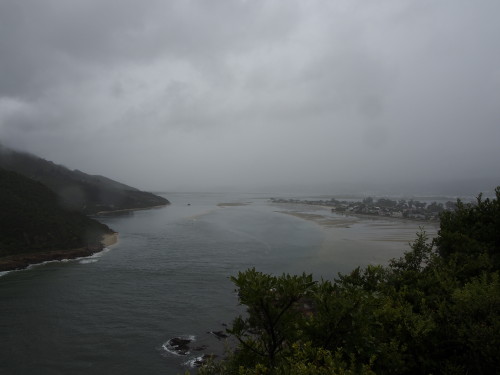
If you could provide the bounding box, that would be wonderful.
[0,144,169,214]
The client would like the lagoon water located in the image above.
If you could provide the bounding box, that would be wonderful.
[0,192,437,374]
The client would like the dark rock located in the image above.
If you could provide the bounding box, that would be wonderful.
[167,337,192,355]
[193,354,218,367]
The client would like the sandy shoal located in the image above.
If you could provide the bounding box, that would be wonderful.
[275,207,439,276]
[275,211,358,228]
[217,202,250,207]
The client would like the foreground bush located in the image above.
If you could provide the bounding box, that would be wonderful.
[198,188,500,374]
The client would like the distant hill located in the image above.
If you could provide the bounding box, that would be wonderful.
[0,168,115,270]
[0,144,169,214]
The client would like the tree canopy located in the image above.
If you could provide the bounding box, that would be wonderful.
[0,168,112,257]
[0,144,169,213]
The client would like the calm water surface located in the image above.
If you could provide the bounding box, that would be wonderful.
[0,192,437,374]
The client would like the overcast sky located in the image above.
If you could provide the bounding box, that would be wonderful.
[1,0,499,194]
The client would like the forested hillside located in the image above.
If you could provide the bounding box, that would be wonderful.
[199,188,500,375]
[0,144,169,214]
[0,168,114,270]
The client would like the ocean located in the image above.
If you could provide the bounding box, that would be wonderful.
[0,192,438,374]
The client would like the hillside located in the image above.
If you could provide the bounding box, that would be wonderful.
[0,144,169,214]
[0,168,115,270]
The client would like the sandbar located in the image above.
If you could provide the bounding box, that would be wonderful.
[275,211,358,228]
[217,202,250,207]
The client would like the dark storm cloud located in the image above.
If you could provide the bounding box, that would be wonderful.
[0,0,299,97]
[1,0,499,193]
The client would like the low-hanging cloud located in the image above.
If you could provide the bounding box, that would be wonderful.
[1,0,499,195]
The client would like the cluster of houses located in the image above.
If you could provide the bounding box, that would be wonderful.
[270,196,458,222]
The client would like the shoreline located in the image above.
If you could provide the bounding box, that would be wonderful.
[101,232,119,247]
[0,203,161,273]
[273,202,440,224]
[276,207,439,233]
[95,204,168,215]
[0,231,119,273]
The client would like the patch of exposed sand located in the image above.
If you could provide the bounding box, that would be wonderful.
[275,207,439,275]
[275,211,358,228]
[101,232,118,247]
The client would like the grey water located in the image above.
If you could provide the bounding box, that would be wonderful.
[0,192,436,374]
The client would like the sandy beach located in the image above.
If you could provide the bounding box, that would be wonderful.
[101,232,119,247]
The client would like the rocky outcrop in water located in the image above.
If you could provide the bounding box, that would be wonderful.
[167,337,192,355]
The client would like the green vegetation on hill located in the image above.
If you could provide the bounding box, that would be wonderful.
[0,168,113,259]
[0,144,169,214]
[199,187,500,375]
